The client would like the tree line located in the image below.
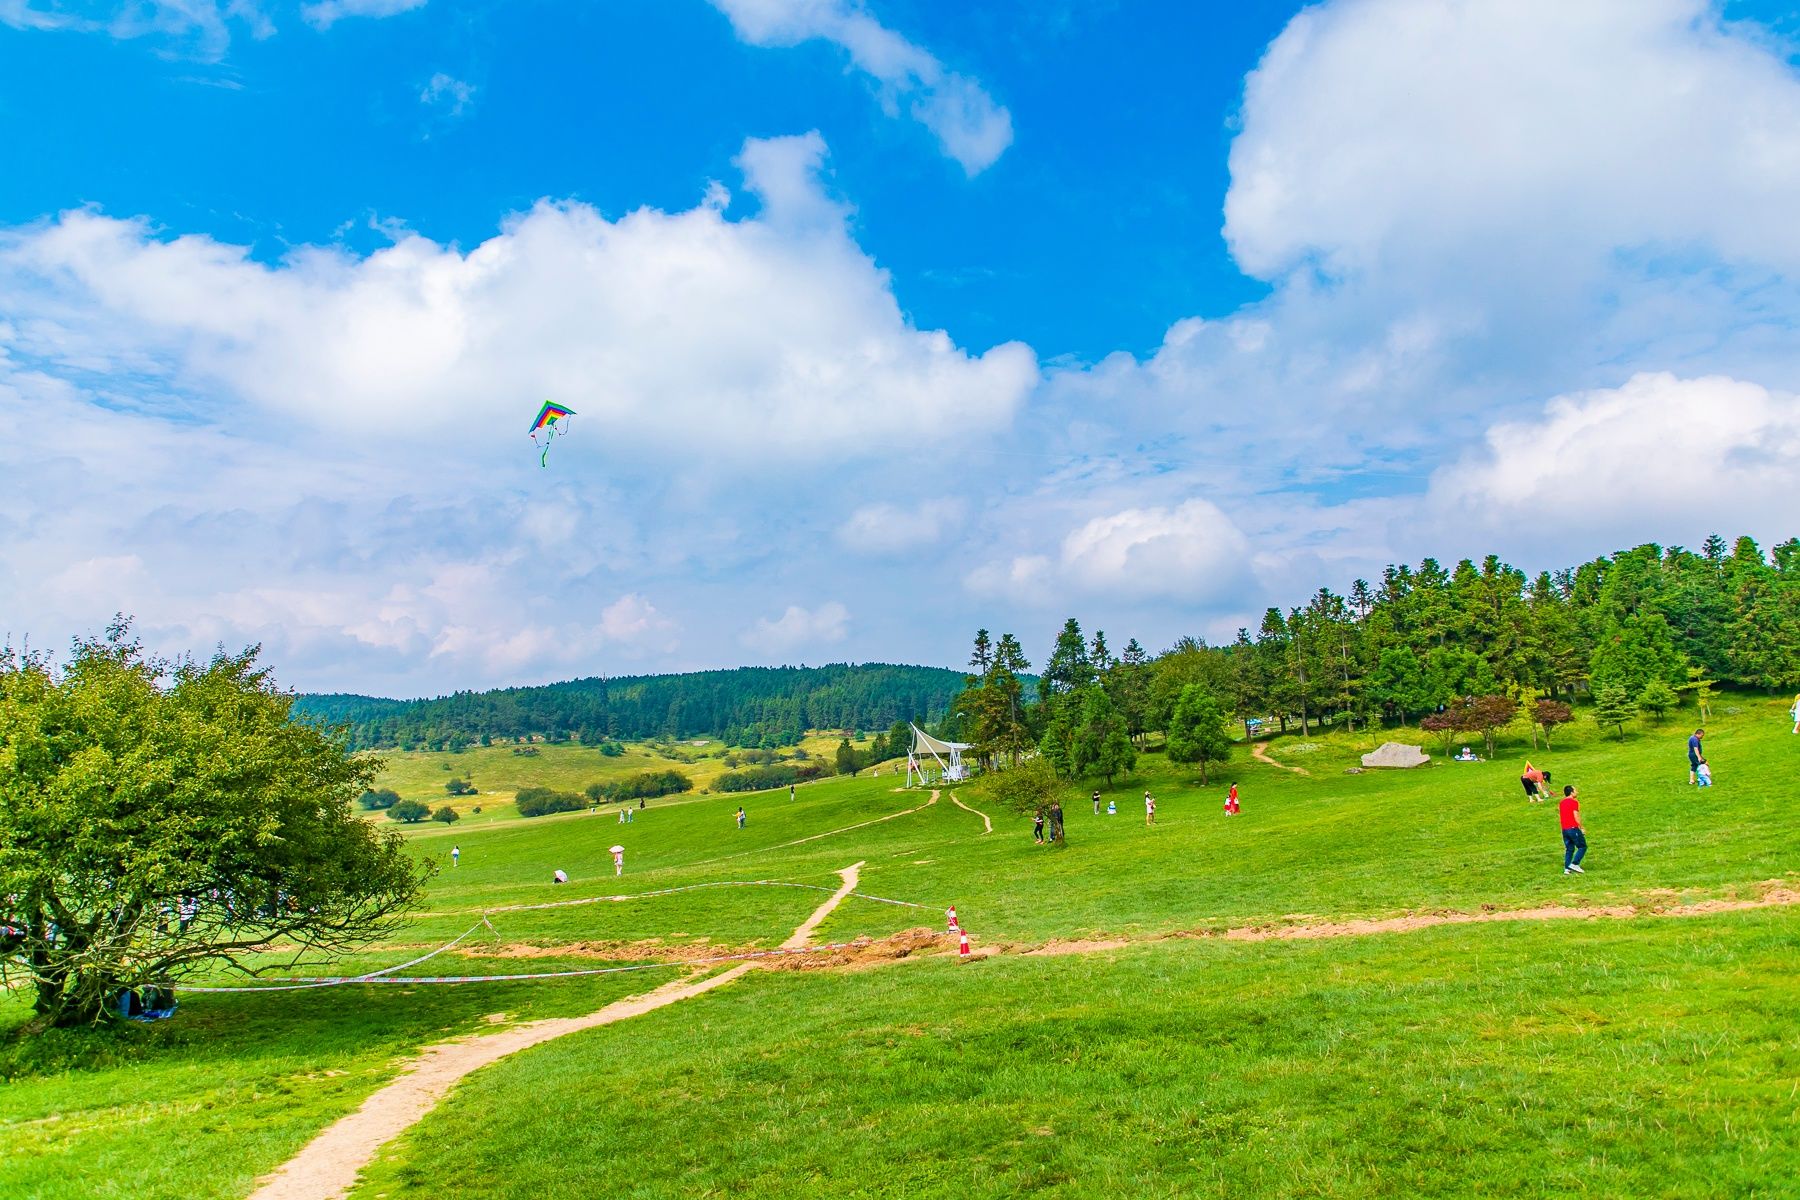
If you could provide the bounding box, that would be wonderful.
[294,663,965,751]
[949,534,1800,780]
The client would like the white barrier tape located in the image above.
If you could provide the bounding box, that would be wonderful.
[180,932,954,992]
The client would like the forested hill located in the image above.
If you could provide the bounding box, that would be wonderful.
[293,663,968,750]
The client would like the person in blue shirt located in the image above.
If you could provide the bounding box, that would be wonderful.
[1687,728,1705,785]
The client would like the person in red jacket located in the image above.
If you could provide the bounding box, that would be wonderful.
[1224,783,1240,815]
[1559,785,1587,875]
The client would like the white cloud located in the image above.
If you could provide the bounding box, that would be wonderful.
[1225,0,1800,283]
[300,0,423,30]
[597,593,678,652]
[1424,373,1800,549]
[0,0,270,58]
[836,498,963,554]
[740,601,849,656]
[968,500,1254,607]
[0,133,1036,463]
[420,71,474,117]
[708,0,1012,174]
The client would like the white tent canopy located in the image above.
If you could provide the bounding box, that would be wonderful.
[906,723,973,787]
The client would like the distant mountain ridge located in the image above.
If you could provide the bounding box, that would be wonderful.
[292,662,971,750]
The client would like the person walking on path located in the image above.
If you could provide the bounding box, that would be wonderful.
[1225,784,1239,816]
[451,845,460,868]
[736,806,746,829]
[1032,809,1046,844]
[1688,728,1705,784]
[1559,785,1587,875]
[1092,790,1101,816]
[1144,791,1156,827]
[612,848,625,876]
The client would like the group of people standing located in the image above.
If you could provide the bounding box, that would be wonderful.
[1034,784,1242,842]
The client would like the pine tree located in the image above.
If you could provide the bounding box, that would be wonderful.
[1166,686,1233,784]
[1594,685,1637,738]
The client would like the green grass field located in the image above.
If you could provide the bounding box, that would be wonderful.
[370,731,894,826]
[4,697,1795,1197]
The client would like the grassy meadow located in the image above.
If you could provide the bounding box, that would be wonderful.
[3,695,1796,1197]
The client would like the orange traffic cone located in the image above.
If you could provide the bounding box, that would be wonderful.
[958,931,971,959]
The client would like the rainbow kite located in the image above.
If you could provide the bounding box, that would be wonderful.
[528,402,575,467]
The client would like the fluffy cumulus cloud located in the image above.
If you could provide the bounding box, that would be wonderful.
[740,602,850,656]
[708,0,1012,174]
[1424,373,1800,550]
[0,133,1035,461]
[1225,0,1800,283]
[0,134,1033,690]
[969,500,1254,608]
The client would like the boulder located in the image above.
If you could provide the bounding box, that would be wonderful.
[1361,741,1431,769]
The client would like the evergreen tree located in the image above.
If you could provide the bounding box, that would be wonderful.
[1593,685,1637,738]
[1166,685,1233,784]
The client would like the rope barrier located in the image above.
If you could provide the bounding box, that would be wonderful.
[180,932,950,993]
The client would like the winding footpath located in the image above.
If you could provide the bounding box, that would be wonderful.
[949,792,992,834]
[249,863,868,1200]
[1251,741,1310,775]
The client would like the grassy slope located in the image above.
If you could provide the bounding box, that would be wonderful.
[4,698,1795,1197]
[371,731,890,826]
[353,910,1800,1199]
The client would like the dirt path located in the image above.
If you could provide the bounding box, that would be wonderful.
[251,862,869,1200]
[949,792,992,834]
[1252,742,1310,776]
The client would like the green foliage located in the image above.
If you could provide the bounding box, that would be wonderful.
[714,763,825,793]
[0,624,428,1026]
[444,778,475,796]
[512,788,583,818]
[1166,686,1233,784]
[1637,678,1680,722]
[834,738,859,777]
[583,770,691,805]
[1038,718,1073,779]
[430,805,460,824]
[389,799,431,823]
[976,757,1062,816]
[293,664,968,752]
[358,788,401,810]
[1594,685,1637,738]
[1071,688,1134,783]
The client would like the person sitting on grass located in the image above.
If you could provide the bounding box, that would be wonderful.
[1559,786,1587,876]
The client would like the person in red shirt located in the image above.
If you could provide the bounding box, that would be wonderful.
[1224,783,1240,815]
[1559,785,1587,875]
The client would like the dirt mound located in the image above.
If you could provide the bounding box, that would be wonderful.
[763,926,948,971]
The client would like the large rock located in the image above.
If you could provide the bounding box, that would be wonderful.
[1361,741,1431,768]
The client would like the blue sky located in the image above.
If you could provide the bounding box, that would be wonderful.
[4,0,1800,695]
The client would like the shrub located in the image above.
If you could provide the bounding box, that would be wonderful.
[444,778,476,796]
[586,770,692,804]
[358,788,402,810]
[514,787,585,817]
[431,805,461,824]
[389,799,431,823]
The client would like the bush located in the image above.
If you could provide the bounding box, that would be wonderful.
[514,787,585,817]
[444,778,476,796]
[389,799,431,823]
[431,805,461,824]
[358,788,401,810]
[584,769,692,805]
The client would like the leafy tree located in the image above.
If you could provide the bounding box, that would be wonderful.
[358,788,401,810]
[1533,699,1574,748]
[1593,685,1637,738]
[389,799,431,823]
[1366,647,1435,725]
[0,625,428,1026]
[431,805,461,824]
[1071,688,1130,780]
[444,778,475,796]
[1637,678,1679,723]
[979,757,1062,818]
[1420,711,1461,756]
[513,788,584,817]
[1166,686,1232,784]
[834,737,859,777]
[1462,695,1518,758]
[1038,718,1073,779]
[1094,724,1137,785]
